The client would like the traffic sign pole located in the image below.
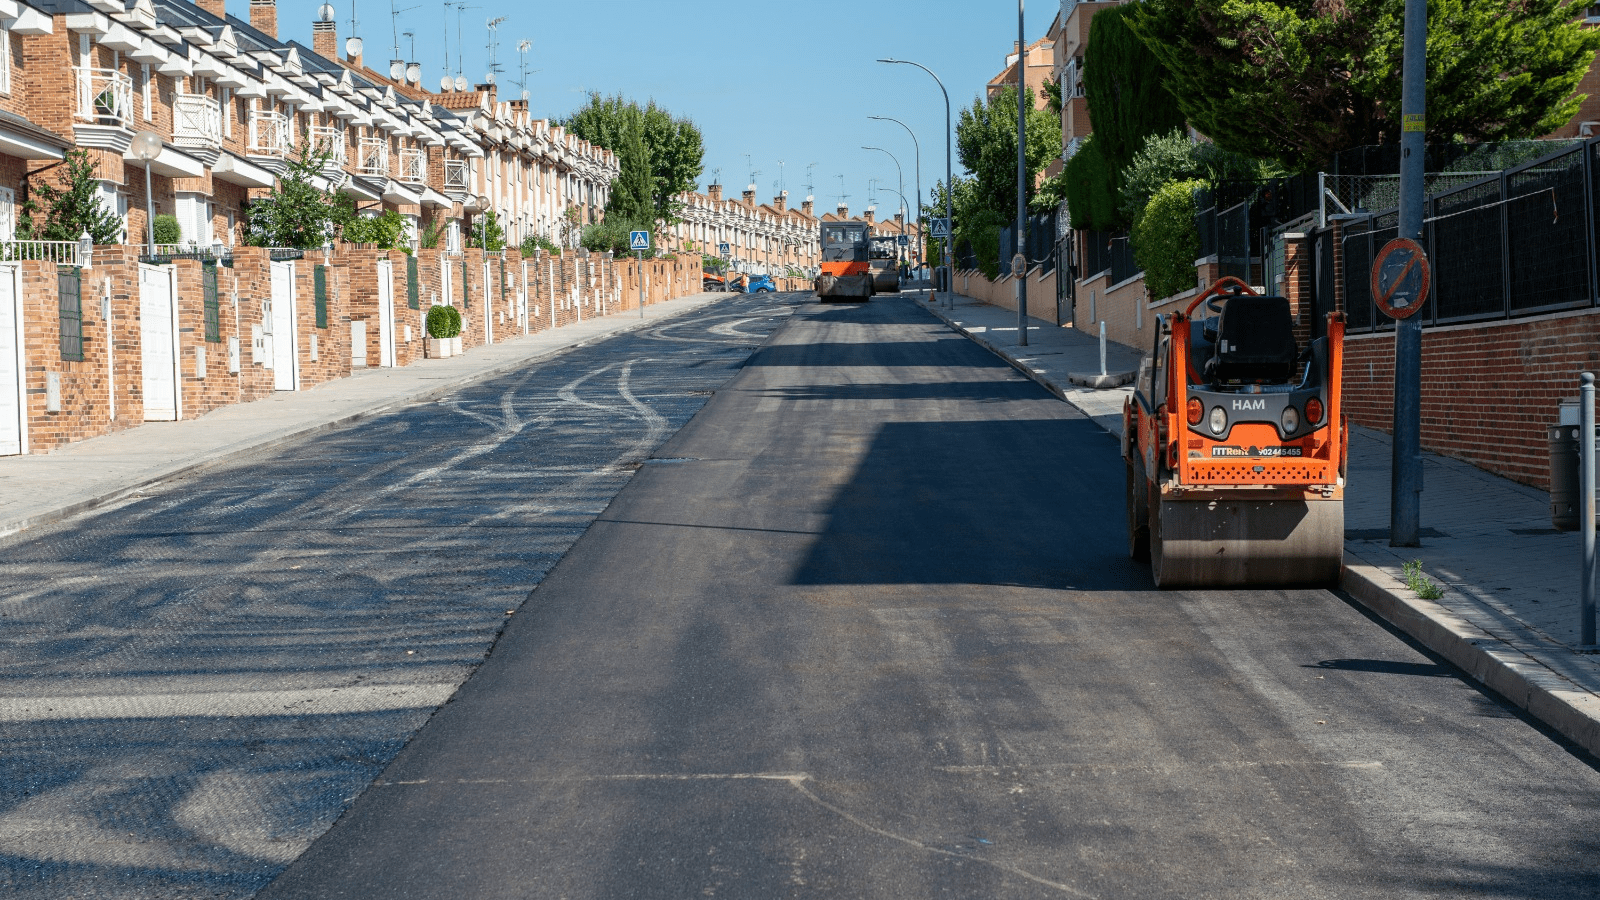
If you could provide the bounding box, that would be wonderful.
[1392,0,1427,547]
[629,231,650,319]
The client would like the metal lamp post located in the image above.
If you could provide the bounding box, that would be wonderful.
[879,57,952,308]
[869,115,922,274]
[130,130,163,257]
[477,195,491,251]
[1015,0,1029,346]
[861,146,904,227]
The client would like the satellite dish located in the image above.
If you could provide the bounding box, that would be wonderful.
[389,60,404,80]
[344,36,363,58]
[406,63,421,84]
[440,75,453,91]
[453,75,467,92]
[485,72,495,85]
[317,3,335,23]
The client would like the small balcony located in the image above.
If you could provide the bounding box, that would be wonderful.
[357,136,389,177]
[248,110,290,159]
[172,94,222,153]
[398,148,426,185]
[308,125,346,166]
[75,67,133,128]
[443,159,469,197]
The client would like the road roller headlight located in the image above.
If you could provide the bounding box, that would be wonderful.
[1305,397,1324,425]
[1281,405,1300,435]
[1209,406,1227,436]
[1186,398,1203,426]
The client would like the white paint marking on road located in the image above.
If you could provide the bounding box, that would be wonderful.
[381,772,813,786]
[0,682,458,722]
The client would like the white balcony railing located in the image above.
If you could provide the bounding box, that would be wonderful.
[308,125,346,165]
[248,110,290,158]
[0,240,84,265]
[357,136,389,177]
[443,159,469,193]
[75,67,134,127]
[398,147,426,184]
[172,94,222,151]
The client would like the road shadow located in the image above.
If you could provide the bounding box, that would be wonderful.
[791,418,1143,592]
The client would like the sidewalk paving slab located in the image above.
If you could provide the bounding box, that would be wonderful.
[0,292,726,539]
[921,288,1600,760]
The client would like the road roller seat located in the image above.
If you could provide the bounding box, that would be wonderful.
[1204,294,1297,385]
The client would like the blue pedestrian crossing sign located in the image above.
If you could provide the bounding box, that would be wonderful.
[718,242,730,256]
[629,230,651,251]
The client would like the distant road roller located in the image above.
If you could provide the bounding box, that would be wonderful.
[1123,277,1346,588]
[869,234,902,293]
[816,221,873,301]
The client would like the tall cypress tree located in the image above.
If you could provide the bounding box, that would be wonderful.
[1082,3,1186,177]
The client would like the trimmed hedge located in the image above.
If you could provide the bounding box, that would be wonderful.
[1131,178,1204,302]
[426,304,462,339]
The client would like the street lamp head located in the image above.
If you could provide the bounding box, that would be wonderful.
[130,130,162,162]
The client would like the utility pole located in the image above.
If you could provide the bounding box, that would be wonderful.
[1391,0,1426,546]
[1015,0,1029,347]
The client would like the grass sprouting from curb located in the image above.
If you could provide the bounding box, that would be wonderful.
[1402,559,1446,600]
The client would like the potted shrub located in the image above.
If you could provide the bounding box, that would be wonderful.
[425,304,454,358]
[444,305,463,356]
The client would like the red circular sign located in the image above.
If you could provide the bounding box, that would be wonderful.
[1370,238,1431,320]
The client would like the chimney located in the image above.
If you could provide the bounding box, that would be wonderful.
[836,203,848,219]
[895,212,904,227]
[197,0,225,18]
[312,18,336,61]
[249,0,277,40]
[742,184,756,206]
[475,83,497,103]
[773,190,787,213]
[708,183,722,202]
[864,205,876,225]
[801,196,814,217]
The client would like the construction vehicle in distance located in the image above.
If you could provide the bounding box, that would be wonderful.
[816,221,873,300]
[868,234,901,293]
[1123,277,1347,588]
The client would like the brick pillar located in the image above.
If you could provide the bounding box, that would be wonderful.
[312,20,336,61]
[196,0,226,18]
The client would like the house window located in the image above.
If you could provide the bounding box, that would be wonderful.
[0,25,12,95]
[221,87,231,137]
[141,64,152,120]
[97,182,127,244]
[202,262,221,343]
[175,193,213,247]
[0,187,14,241]
[58,266,83,362]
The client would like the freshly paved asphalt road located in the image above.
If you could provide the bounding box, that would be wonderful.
[256,296,1600,899]
[0,290,799,898]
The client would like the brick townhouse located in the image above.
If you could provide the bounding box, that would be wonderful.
[0,0,643,460]
[666,182,821,279]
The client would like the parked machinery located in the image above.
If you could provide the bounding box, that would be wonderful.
[868,235,901,293]
[815,221,873,300]
[1123,277,1347,588]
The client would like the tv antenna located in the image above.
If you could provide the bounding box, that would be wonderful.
[710,167,722,187]
[775,159,785,195]
[804,163,816,197]
[485,16,507,83]
[513,39,539,99]
[389,0,419,60]
[444,2,478,77]
[836,174,849,206]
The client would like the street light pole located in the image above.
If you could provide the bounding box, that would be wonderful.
[1391,0,1426,547]
[879,57,952,308]
[862,146,904,227]
[1015,0,1029,347]
[869,115,922,273]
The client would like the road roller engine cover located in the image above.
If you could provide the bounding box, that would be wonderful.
[1123,277,1347,588]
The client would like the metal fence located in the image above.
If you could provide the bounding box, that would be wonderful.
[1335,141,1600,332]
[998,212,1058,275]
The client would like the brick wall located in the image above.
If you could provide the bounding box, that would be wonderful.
[20,259,114,451]
[954,268,1061,324]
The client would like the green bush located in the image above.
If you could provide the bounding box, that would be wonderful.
[1119,129,1280,224]
[1065,135,1120,231]
[152,214,181,245]
[425,304,461,339]
[520,233,561,257]
[1131,179,1205,302]
[342,209,409,249]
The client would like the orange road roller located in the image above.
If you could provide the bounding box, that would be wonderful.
[1123,277,1347,588]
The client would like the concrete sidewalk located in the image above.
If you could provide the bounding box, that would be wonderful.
[0,291,726,539]
[920,288,1600,759]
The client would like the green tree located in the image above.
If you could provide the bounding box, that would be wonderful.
[564,93,705,226]
[1129,0,1600,173]
[520,233,561,257]
[342,209,409,249]
[1118,130,1281,223]
[1083,4,1186,175]
[152,213,181,245]
[955,83,1062,228]
[27,149,123,244]
[245,143,348,248]
[465,209,506,251]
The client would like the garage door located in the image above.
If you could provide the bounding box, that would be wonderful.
[270,260,298,391]
[0,265,24,455]
[139,263,180,422]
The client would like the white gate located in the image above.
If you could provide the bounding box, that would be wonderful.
[270,260,299,391]
[139,263,181,421]
[482,261,494,344]
[442,257,454,307]
[0,265,24,455]
[376,259,396,367]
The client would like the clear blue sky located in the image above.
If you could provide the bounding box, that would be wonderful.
[278,1,1055,221]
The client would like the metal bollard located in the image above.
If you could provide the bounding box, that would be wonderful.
[1584,372,1597,646]
[1099,320,1107,378]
